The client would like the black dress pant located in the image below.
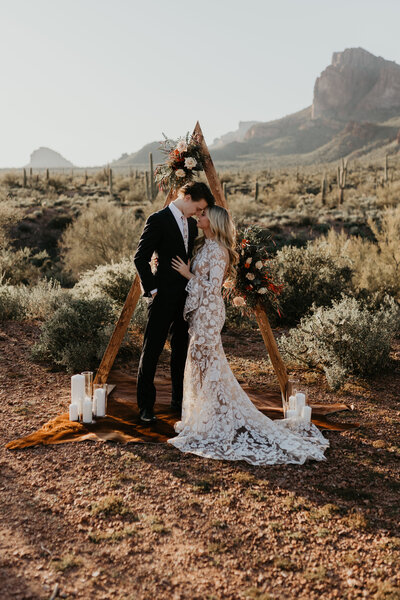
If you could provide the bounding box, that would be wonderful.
[137,289,189,411]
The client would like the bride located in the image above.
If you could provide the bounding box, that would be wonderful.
[168,205,329,465]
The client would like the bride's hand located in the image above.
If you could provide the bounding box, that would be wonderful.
[171,256,192,279]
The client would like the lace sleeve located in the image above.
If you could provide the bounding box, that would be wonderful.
[183,241,228,321]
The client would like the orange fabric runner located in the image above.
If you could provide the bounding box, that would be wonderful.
[6,370,357,450]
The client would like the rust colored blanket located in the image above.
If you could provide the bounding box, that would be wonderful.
[6,370,357,450]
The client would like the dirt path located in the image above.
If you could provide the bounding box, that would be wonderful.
[0,322,399,600]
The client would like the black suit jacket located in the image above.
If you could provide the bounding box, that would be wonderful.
[134,207,198,297]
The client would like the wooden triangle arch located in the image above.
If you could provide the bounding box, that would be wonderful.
[94,122,293,402]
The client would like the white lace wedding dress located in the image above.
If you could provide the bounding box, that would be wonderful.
[167,239,330,465]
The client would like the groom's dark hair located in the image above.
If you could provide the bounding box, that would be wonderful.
[179,181,215,207]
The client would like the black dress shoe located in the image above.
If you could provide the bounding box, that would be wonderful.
[139,409,157,423]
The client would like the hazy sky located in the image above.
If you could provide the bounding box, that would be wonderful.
[1,0,400,167]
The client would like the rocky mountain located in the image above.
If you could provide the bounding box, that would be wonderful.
[111,47,400,168]
[312,47,400,122]
[210,48,400,165]
[211,121,260,148]
[27,147,74,169]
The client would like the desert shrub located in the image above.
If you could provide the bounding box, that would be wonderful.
[0,280,67,321]
[32,297,115,372]
[314,206,400,301]
[0,285,25,320]
[73,258,136,305]
[21,280,67,319]
[0,247,47,285]
[227,195,262,221]
[73,259,148,332]
[59,200,144,280]
[375,180,400,207]
[1,172,20,187]
[0,200,23,246]
[270,243,354,324]
[279,295,400,390]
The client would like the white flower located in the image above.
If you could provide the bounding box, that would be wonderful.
[175,169,186,178]
[255,261,263,269]
[223,279,235,289]
[246,273,255,280]
[233,296,245,306]
[176,140,188,153]
[257,287,267,294]
[245,257,252,265]
[184,156,197,169]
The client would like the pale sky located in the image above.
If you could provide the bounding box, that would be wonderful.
[1,0,400,168]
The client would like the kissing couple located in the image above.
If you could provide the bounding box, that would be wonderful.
[134,181,329,465]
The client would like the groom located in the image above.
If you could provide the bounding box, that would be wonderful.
[134,181,215,423]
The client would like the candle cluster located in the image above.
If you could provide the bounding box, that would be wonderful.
[285,392,312,423]
[69,372,107,423]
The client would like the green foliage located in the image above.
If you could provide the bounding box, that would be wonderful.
[32,297,115,372]
[279,295,400,390]
[0,285,25,320]
[0,247,48,285]
[270,243,354,324]
[73,258,136,306]
[0,280,66,321]
[73,259,147,332]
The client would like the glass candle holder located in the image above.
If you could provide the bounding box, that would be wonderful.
[81,371,93,400]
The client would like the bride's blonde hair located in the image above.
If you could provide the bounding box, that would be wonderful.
[194,205,239,279]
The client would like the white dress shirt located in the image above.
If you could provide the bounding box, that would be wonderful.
[150,202,188,296]
[168,201,188,250]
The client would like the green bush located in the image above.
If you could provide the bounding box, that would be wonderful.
[73,258,147,332]
[73,258,136,306]
[0,285,25,320]
[278,295,400,390]
[270,243,354,325]
[0,280,66,321]
[32,297,115,372]
[0,247,49,285]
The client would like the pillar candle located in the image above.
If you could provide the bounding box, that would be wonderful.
[71,374,85,405]
[69,403,79,422]
[295,392,306,415]
[83,399,93,423]
[94,388,106,417]
[77,397,84,421]
[288,395,297,411]
[286,409,297,420]
[301,405,312,423]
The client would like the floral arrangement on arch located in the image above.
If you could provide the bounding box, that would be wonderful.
[224,225,284,317]
[154,132,205,191]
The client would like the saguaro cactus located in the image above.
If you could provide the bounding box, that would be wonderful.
[337,158,348,205]
[145,171,150,201]
[254,180,259,201]
[23,168,27,188]
[384,154,389,183]
[109,168,113,196]
[321,173,327,205]
[148,153,157,201]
